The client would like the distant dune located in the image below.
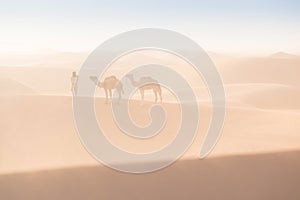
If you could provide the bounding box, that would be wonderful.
[224,83,300,109]
[219,56,300,86]
[0,78,36,95]
[240,85,300,109]
[269,52,299,59]
[0,51,88,68]
[0,67,76,95]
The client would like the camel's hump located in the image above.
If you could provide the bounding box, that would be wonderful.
[106,75,117,80]
[141,76,157,82]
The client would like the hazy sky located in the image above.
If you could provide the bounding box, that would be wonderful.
[0,0,299,55]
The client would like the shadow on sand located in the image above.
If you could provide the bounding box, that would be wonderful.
[1,150,300,200]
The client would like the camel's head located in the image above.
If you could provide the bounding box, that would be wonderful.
[99,82,104,88]
[125,74,134,79]
[89,76,98,85]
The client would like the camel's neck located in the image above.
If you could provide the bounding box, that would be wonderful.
[91,79,98,86]
[91,78,103,88]
[128,76,139,87]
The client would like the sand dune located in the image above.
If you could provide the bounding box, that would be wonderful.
[218,56,300,86]
[0,67,77,95]
[223,83,300,109]
[1,95,300,174]
[269,52,299,59]
[0,51,88,68]
[0,78,36,95]
[1,151,300,200]
[239,85,300,109]
[1,52,300,199]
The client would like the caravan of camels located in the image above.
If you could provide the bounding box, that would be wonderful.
[87,73,162,104]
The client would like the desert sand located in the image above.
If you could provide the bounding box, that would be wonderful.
[0,51,300,199]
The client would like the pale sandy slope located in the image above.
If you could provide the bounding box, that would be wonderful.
[0,95,300,200]
[1,95,300,174]
[1,151,300,200]
[1,52,300,199]
[0,78,36,95]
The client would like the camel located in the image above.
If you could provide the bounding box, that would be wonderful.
[126,74,162,103]
[90,75,124,104]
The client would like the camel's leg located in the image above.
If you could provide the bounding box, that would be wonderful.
[109,89,112,103]
[154,89,157,103]
[140,89,144,101]
[104,89,108,104]
[158,87,162,103]
[117,88,122,102]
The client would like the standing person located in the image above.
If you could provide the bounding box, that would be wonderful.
[70,71,78,95]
